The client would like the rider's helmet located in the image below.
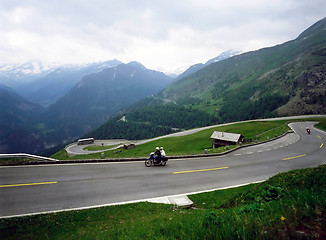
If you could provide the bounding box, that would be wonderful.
[160,147,164,150]
[156,147,159,150]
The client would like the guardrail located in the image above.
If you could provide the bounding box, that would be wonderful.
[0,153,59,162]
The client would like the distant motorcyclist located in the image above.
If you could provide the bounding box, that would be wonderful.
[306,127,311,134]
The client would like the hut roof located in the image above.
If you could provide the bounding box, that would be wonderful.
[210,131,243,143]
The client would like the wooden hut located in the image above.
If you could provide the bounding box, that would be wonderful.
[210,131,244,148]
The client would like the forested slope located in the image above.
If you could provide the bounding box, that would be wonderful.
[160,17,326,119]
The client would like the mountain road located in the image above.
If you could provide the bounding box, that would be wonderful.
[0,122,325,218]
[66,115,326,156]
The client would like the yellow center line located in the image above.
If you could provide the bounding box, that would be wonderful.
[282,154,306,161]
[321,143,324,149]
[0,181,58,188]
[317,135,322,139]
[173,167,228,174]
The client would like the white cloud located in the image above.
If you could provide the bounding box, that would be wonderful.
[0,0,325,71]
[4,6,34,24]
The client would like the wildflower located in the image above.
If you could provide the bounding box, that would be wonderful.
[281,216,286,221]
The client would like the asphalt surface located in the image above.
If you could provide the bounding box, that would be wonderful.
[1,122,325,218]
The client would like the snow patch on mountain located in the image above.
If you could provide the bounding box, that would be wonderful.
[158,50,242,78]
[0,59,122,88]
[205,50,242,65]
[0,61,58,80]
[157,65,191,78]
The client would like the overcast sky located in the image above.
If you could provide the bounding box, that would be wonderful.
[0,0,325,72]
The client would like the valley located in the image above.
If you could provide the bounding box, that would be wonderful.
[0,17,326,156]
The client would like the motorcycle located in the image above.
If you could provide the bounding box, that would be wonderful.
[306,128,311,134]
[145,152,168,167]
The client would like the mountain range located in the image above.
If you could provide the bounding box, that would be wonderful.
[0,61,56,87]
[41,61,173,146]
[87,17,326,142]
[0,61,174,154]
[1,17,325,155]
[0,60,122,106]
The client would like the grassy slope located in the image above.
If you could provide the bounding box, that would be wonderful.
[315,118,326,131]
[1,165,325,239]
[52,118,326,160]
[160,20,326,117]
[52,120,290,160]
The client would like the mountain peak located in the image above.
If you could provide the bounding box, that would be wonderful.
[297,17,326,39]
[174,50,241,81]
[127,61,146,69]
[205,50,242,65]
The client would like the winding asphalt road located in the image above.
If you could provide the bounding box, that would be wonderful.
[1,122,325,218]
[66,115,326,156]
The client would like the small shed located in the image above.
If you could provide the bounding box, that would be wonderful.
[210,131,244,148]
[123,143,136,150]
[117,143,136,150]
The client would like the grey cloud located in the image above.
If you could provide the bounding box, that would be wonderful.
[0,0,325,70]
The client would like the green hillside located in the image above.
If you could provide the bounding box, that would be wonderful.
[160,17,326,120]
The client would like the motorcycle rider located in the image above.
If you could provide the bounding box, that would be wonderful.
[160,147,166,158]
[154,147,161,162]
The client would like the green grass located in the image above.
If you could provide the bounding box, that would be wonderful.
[186,98,224,115]
[53,120,291,160]
[1,165,325,239]
[314,118,326,131]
